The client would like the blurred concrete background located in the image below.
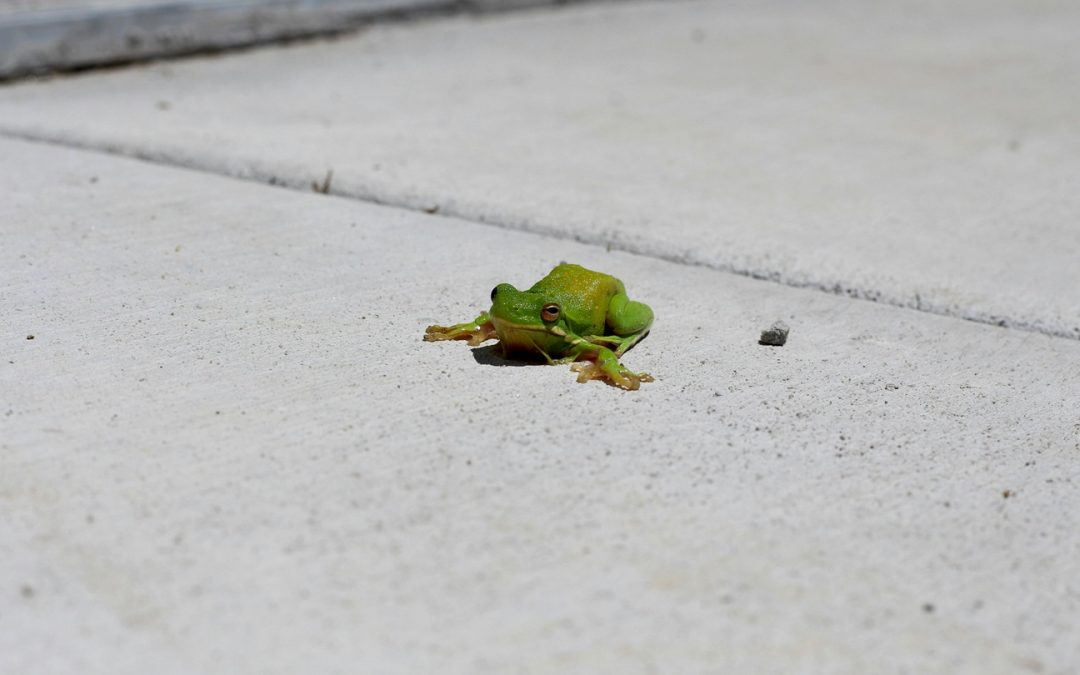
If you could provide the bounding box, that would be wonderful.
[0,0,591,78]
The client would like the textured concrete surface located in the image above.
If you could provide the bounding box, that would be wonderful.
[0,0,161,15]
[0,0,550,12]
[1,0,1078,337]
[3,136,1079,674]
[0,0,589,78]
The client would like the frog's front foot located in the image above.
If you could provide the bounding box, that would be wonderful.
[424,313,497,347]
[570,349,653,391]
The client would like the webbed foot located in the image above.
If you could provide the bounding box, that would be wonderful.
[424,313,497,347]
[570,348,654,391]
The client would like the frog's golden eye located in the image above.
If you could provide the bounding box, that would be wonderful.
[541,303,561,322]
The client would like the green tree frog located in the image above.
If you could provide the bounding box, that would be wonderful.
[424,263,654,390]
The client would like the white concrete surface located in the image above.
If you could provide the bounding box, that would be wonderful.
[1,0,1078,338]
[3,136,1079,674]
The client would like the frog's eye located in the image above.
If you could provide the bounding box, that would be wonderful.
[491,286,499,301]
[541,303,561,322]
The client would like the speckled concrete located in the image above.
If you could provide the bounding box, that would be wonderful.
[2,137,1078,674]
[1,0,1078,338]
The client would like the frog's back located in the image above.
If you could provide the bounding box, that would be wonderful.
[529,263,613,290]
[529,264,620,333]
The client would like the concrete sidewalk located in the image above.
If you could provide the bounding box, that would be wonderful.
[2,0,1080,672]
[1,0,1078,338]
[0,0,581,78]
[3,136,1079,673]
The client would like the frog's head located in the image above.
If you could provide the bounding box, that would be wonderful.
[488,283,572,359]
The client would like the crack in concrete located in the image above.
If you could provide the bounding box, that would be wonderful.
[3,127,1077,343]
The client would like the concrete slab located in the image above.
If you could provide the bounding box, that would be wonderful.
[1,0,1078,339]
[3,137,1079,673]
[0,0,160,15]
[0,0,588,78]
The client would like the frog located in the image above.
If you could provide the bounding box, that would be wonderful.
[424,263,654,390]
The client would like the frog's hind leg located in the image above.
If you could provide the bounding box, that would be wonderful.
[588,289,653,358]
[424,312,497,347]
[605,289,653,349]
[614,329,649,357]
[584,329,650,357]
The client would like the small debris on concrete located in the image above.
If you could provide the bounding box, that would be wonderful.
[25,334,34,340]
[759,320,789,346]
[312,169,333,194]
[885,383,899,391]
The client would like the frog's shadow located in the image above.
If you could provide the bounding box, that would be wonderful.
[470,331,652,368]
[469,344,540,368]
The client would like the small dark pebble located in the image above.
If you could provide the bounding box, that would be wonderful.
[26,335,35,340]
[759,321,789,346]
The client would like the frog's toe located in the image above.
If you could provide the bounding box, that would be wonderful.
[612,369,651,391]
[423,324,453,341]
[570,360,600,384]
[424,324,472,342]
